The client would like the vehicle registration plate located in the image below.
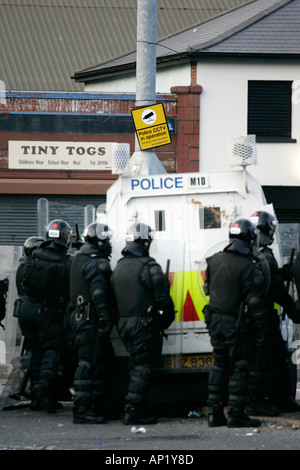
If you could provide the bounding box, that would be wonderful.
[164,354,214,369]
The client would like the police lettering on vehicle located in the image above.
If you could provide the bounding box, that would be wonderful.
[130,174,209,192]
[131,176,183,191]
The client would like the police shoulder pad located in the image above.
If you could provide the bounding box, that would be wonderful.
[98,258,111,274]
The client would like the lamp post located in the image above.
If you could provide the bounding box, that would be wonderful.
[129,0,166,175]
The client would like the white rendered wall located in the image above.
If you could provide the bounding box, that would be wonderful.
[84,60,300,187]
[84,63,191,94]
[197,61,300,187]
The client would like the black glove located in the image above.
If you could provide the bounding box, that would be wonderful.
[159,299,175,330]
[97,309,113,334]
[281,263,294,283]
[288,300,300,324]
[71,239,84,250]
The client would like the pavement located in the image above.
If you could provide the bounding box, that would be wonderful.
[1,362,300,429]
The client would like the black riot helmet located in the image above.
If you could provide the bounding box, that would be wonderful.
[125,222,154,249]
[24,236,44,256]
[84,222,112,257]
[229,218,258,246]
[46,219,71,247]
[250,211,277,246]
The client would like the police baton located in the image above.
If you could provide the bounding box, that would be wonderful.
[229,302,246,377]
[71,223,84,250]
[165,259,170,279]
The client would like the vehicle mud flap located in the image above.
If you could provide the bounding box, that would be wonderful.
[0,354,31,410]
[293,251,300,299]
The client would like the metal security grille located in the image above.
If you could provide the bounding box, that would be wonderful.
[0,195,37,246]
[0,194,105,246]
[263,186,300,223]
[248,81,292,140]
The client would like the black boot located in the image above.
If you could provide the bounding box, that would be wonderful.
[32,381,61,414]
[30,398,44,411]
[73,407,107,424]
[29,383,43,411]
[208,403,227,427]
[122,403,158,425]
[246,397,279,417]
[227,406,261,428]
[92,393,109,421]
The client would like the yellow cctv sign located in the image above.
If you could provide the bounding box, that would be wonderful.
[131,103,172,151]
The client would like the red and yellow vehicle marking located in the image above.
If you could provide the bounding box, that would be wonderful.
[168,270,209,322]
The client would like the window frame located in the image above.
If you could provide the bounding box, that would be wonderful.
[247,80,296,143]
[154,209,166,232]
[199,206,221,229]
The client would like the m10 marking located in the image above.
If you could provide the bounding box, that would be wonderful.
[189,176,208,188]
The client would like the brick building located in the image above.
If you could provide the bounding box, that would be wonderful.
[0,85,201,244]
[0,0,252,245]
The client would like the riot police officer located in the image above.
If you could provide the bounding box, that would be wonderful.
[204,218,268,428]
[111,222,175,425]
[19,219,72,413]
[16,236,44,297]
[69,222,115,424]
[248,211,300,414]
[15,236,44,409]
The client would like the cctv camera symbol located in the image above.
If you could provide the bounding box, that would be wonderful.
[142,108,156,124]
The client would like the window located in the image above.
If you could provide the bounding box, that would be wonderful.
[247,80,295,143]
[199,207,221,229]
[155,210,165,231]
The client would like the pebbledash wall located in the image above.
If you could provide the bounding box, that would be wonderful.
[0,87,202,245]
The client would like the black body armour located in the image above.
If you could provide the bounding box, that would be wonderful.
[22,247,66,299]
[112,256,154,316]
[70,252,93,305]
[207,251,254,316]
